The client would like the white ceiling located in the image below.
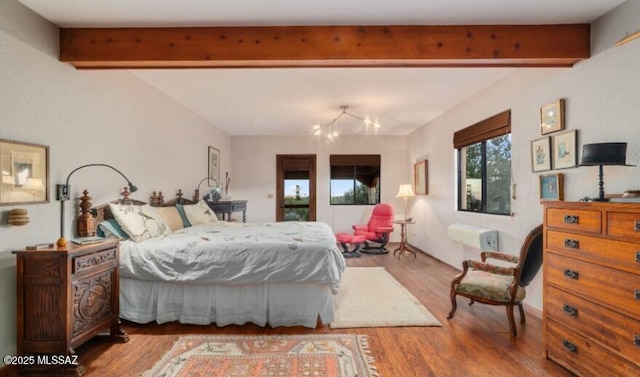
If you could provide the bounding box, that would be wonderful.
[18,0,626,136]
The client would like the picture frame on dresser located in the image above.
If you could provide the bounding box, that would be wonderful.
[539,173,563,201]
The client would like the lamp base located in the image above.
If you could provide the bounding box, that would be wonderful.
[56,237,67,248]
[590,197,609,202]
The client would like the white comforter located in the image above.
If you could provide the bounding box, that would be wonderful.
[119,221,345,292]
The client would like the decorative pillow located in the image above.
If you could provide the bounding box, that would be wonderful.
[109,203,172,242]
[96,219,129,240]
[154,206,184,231]
[183,200,218,225]
[175,204,192,228]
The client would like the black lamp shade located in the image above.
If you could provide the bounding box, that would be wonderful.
[580,142,630,166]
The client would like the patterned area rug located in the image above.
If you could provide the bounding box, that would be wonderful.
[142,334,379,377]
[330,267,442,328]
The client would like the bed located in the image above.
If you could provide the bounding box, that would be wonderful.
[91,188,345,328]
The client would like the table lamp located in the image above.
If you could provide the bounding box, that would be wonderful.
[56,164,137,247]
[579,142,635,201]
[194,176,219,202]
[396,184,415,220]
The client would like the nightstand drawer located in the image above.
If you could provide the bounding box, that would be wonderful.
[73,247,117,274]
[546,285,640,363]
[546,252,640,319]
[546,230,640,271]
[546,319,640,377]
[608,211,640,241]
[546,208,601,234]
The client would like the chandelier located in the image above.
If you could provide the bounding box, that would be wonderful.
[312,105,381,141]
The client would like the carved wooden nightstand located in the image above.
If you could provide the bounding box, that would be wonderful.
[13,239,129,376]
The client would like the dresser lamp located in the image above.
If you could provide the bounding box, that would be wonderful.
[579,142,635,202]
[194,176,219,202]
[56,164,137,247]
[396,184,415,220]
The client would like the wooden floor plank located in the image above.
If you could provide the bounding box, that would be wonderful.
[2,247,573,377]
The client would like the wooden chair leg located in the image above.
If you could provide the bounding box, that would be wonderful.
[447,291,458,319]
[506,305,517,338]
[518,303,526,324]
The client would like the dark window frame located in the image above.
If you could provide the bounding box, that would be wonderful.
[329,154,381,206]
[454,110,512,216]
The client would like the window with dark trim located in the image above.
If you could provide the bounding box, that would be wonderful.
[454,110,512,215]
[330,155,381,205]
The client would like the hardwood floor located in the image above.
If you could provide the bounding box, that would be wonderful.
[3,247,574,377]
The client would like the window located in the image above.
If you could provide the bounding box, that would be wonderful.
[330,155,380,205]
[454,110,511,215]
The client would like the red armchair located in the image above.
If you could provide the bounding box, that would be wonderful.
[353,203,395,254]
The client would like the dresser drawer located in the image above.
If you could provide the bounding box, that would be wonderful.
[547,230,640,272]
[546,286,640,363]
[546,319,640,377]
[546,252,640,319]
[608,211,640,241]
[546,208,601,234]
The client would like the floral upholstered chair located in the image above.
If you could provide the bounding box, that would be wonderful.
[447,224,543,337]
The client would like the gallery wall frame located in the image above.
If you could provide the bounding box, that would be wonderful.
[552,129,578,169]
[539,173,564,201]
[414,160,428,195]
[0,138,49,206]
[531,137,551,172]
[540,98,565,135]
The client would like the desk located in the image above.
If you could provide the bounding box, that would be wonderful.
[207,200,247,222]
[393,220,417,258]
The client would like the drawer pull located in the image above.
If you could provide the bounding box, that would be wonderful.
[563,239,579,249]
[635,290,640,301]
[562,304,578,317]
[562,339,578,353]
[563,215,579,224]
[636,220,640,232]
[563,269,579,280]
[636,251,640,263]
[635,336,640,347]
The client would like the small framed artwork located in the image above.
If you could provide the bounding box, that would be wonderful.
[0,138,49,205]
[552,129,577,169]
[414,160,428,195]
[539,173,564,201]
[531,137,551,172]
[540,99,565,135]
[208,146,220,186]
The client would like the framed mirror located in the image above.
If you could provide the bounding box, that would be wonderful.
[414,160,428,195]
[0,139,49,205]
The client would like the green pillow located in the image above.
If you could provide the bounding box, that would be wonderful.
[97,219,130,240]
[175,204,192,228]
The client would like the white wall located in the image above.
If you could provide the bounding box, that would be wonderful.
[0,0,230,357]
[231,135,408,239]
[406,0,640,313]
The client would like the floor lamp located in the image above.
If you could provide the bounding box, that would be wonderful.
[56,164,137,247]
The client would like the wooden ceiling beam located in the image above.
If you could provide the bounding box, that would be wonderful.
[59,24,590,69]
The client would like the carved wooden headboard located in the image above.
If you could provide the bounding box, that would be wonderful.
[149,189,197,207]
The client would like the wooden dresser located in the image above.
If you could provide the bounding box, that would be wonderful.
[542,201,640,376]
[13,239,129,376]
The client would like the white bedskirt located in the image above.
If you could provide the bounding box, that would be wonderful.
[119,277,335,328]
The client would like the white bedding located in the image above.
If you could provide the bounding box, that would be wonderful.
[119,221,345,291]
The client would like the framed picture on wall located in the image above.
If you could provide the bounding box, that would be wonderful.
[531,137,551,172]
[552,130,578,169]
[0,138,49,206]
[539,173,564,201]
[414,160,428,195]
[540,98,565,135]
[208,146,220,186]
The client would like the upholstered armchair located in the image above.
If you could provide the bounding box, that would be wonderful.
[447,224,543,337]
[353,203,395,254]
